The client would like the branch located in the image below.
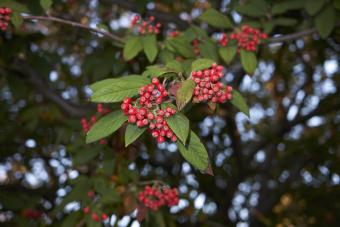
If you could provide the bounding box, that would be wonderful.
[22,15,124,46]
[10,59,93,118]
[268,23,340,43]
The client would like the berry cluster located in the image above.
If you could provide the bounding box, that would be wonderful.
[131,15,161,35]
[191,39,200,55]
[138,186,179,211]
[80,104,109,144]
[229,25,267,52]
[121,78,177,143]
[83,207,109,222]
[0,7,12,31]
[191,63,233,103]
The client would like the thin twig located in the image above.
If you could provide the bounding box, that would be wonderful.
[22,15,124,45]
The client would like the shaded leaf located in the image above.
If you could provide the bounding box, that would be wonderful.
[305,0,325,15]
[40,0,52,11]
[199,8,232,28]
[240,49,257,74]
[10,12,23,29]
[219,46,237,65]
[123,36,143,61]
[176,79,195,110]
[272,0,305,14]
[142,34,158,63]
[198,40,219,62]
[315,5,336,39]
[230,89,250,117]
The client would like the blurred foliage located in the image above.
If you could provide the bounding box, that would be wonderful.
[0,0,340,227]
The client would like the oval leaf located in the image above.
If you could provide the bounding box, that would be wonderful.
[86,111,127,143]
[230,89,250,117]
[240,49,257,75]
[219,46,237,65]
[191,58,214,71]
[315,5,336,39]
[176,79,195,110]
[10,11,23,29]
[198,8,232,28]
[123,36,143,61]
[90,76,150,103]
[305,0,325,15]
[165,113,190,144]
[177,131,210,171]
[125,124,146,147]
[142,34,158,63]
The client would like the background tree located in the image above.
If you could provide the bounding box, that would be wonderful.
[0,0,339,226]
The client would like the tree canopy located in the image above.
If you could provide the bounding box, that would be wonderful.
[0,0,339,226]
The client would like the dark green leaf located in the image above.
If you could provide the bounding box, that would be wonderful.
[315,5,336,39]
[240,49,257,74]
[125,124,146,147]
[10,11,23,29]
[90,76,150,103]
[72,148,100,165]
[235,3,267,17]
[191,58,214,71]
[167,37,195,58]
[123,36,143,61]
[176,79,195,110]
[271,0,305,15]
[230,89,250,117]
[0,1,29,12]
[166,60,183,72]
[142,34,158,63]
[177,131,209,171]
[86,111,127,143]
[273,18,298,26]
[198,8,232,28]
[166,113,190,144]
[198,39,219,62]
[219,46,237,65]
[305,0,325,15]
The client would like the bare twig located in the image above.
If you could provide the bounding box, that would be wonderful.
[22,15,124,45]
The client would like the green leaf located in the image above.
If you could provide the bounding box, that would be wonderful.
[315,5,336,39]
[125,124,146,147]
[10,11,23,29]
[230,89,250,117]
[142,65,178,77]
[0,1,29,12]
[198,40,219,62]
[271,0,305,15]
[40,0,52,11]
[142,34,158,63]
[159,49,174,63]
[273,18,298,26]
[235,3,268,17]
[123,36,143,61]
[198,8,232,28]
[334,0,340,10]
[61,212,82,227]
[90,76,150,103]
[305,0,325,15]
[176,79,195,110]
[86,111,127,143]
[177,131,209,171]
[219,46,237,65]
[240,49,257,74]
[72,148,100,165]
[166,113,190,144]
[167,37,195,58]
[166,60,183,72]
[191,58,214,71]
